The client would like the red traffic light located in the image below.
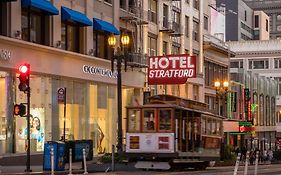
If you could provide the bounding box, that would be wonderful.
[19,64,29,74]
[18,64,30,92]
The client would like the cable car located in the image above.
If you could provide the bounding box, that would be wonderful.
[125,95,223,170]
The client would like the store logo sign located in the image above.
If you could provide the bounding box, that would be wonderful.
[83,65,117,78]
[148,54,196,85]
[0,49,11,61]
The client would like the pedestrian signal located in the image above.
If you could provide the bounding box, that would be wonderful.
[14,103,26,117]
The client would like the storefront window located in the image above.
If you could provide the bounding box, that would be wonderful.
[0,71,7,154]
[159,109,172,131]
[15,76,52,153]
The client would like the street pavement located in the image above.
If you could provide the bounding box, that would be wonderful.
[2,162,281,175]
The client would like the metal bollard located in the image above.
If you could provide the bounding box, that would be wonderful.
[254,151,259,175]
[68,148,73,175]
[83,148,88,174]
[51,147,54,175]
[112,145,115,172]
[233,153,241,175]
[244,151,249,175]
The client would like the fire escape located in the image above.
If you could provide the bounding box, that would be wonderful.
[119,0,148,69]
[160,0,183,39]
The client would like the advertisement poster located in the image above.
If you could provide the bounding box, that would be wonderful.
[17,108,45,152]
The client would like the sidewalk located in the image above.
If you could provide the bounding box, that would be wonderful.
[0,161,137,174]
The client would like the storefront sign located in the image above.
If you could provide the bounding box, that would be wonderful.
[82,65,117,78]
[148,54,196,85]
[0,49,11,61]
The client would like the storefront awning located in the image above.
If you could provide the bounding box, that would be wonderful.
[61,7,92,26]
[21,0,59,15]
[93,18,120,35]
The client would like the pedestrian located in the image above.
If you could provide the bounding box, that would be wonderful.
[267,149,273,163]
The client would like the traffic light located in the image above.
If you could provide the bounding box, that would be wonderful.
[14,103,26,117]
[18,64,30,92]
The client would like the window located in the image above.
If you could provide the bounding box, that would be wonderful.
[274,58,281,69]
[172,10,180,33]
[254,15,259,28]
[163,4,168,28]
[148,0,157,23]
[148,35,157,56]
[204,16,208,30]
[61,23,83,53]
[128,109,141,132]
[0,3,8,36]
[193,84,199,101]
[120,0,126,10]
[185,16,189,37]
[205,96,215,110]
[92,31,113,60]
[204,61,228,86]
[230,61,243,68]
[244,10,247,21]
[266,19,269,32]
[21,8,50,45]
[248,59,269,69]
[104,0,112,4]
[193,0,199,10]
[260,95,264,126]
[163,41,168,55]
[193,19,199,41]
[143,109,156,131]
[159,109,172,131]
[172,43,180,55]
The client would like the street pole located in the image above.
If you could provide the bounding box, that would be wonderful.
[63,88,66,142]
[117,56,123,153]
[26,87,31,172]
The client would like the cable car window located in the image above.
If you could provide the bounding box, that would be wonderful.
[143,109,156,132]
[207,118,211,135]
[159,109,172,131]
[128,109,141,132]
[202,117,206,135]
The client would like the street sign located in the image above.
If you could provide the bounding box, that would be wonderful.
[57,88,66,104]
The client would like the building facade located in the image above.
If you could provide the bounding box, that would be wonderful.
[216,0,269,41]
[244,0,281,39]
[229,40,280,150]
[0,0,146,155]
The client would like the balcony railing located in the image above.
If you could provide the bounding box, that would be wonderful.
[126,52,147,68]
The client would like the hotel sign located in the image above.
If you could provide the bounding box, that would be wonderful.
[148,54,196,85]
[82,65,117,78]
[0,49,11,61]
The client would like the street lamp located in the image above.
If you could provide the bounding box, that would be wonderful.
[214,80,229,116]
[108,33,130,153]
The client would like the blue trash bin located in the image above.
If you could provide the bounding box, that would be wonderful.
[43,141,65,171]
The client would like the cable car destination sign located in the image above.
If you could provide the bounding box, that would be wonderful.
[148,54,196,85]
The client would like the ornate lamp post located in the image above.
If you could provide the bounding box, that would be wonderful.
[108,33,130,153]
[214,80,229,117]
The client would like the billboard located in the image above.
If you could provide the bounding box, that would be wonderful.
[148,54,196,85]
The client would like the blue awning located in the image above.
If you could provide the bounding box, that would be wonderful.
[61,7,92,26]
[21,0,59,15]
[93,18,120,35]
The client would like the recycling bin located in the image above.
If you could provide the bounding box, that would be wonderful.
[73,140,93,162]
[43,141,65,171]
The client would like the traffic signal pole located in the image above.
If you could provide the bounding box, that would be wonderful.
[26,88,31,172]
